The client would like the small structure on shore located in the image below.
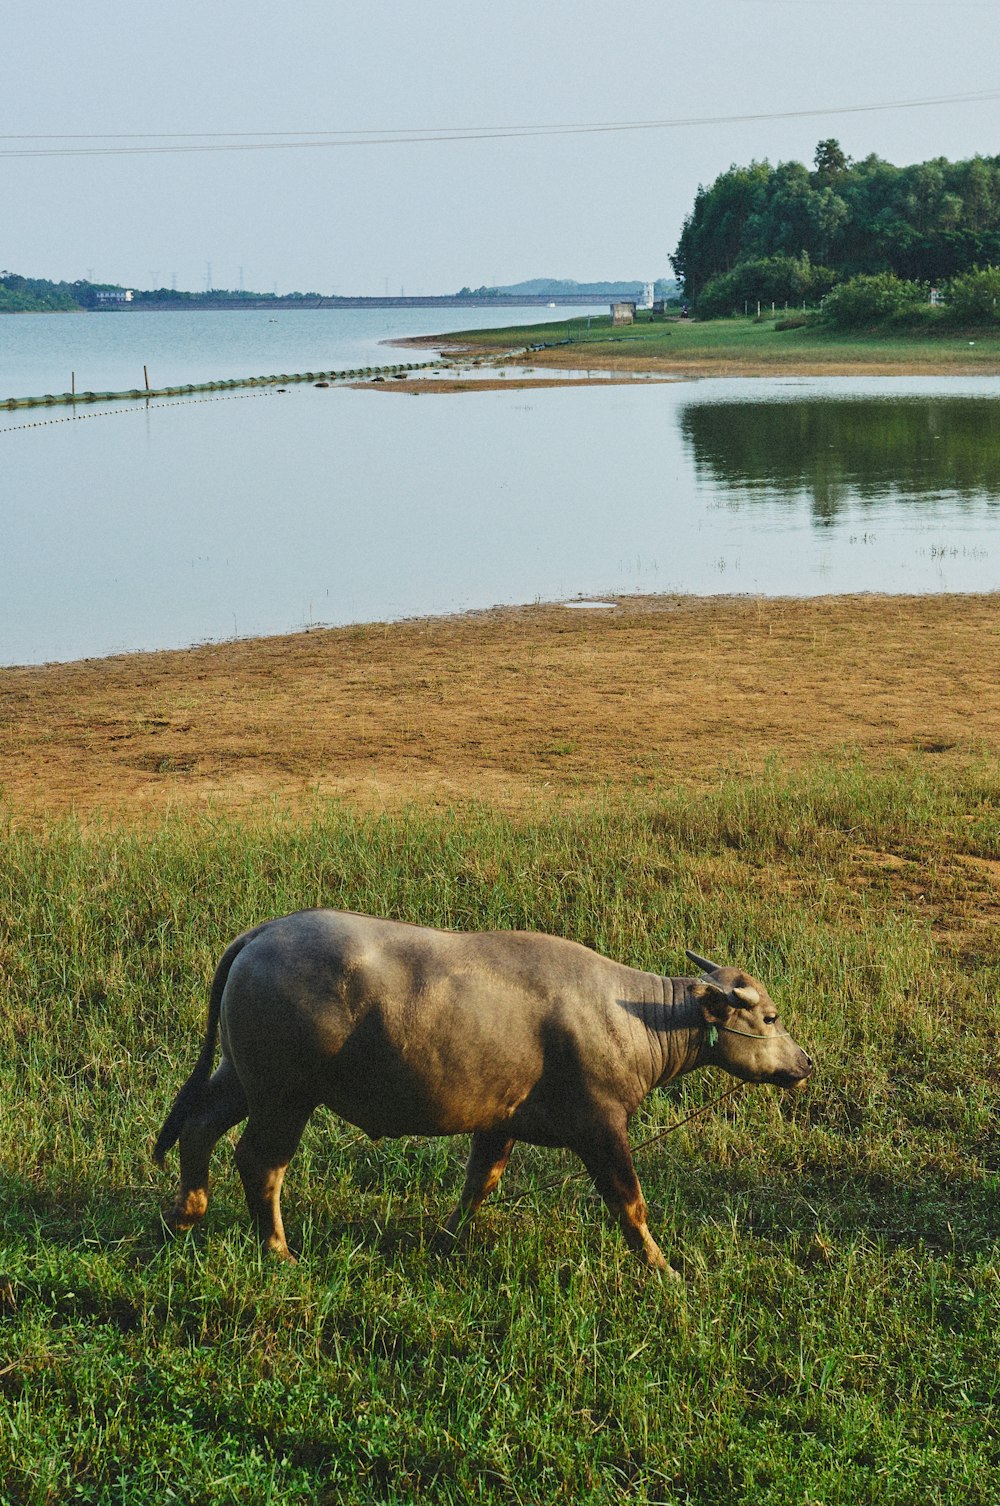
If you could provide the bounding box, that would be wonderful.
[611,301,636,326]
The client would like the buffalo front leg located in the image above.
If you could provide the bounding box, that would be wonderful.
[441,1130,515,1244]
[578,1122,674,1275]
[166,1059,249,1234]
[233,1098,313,1260]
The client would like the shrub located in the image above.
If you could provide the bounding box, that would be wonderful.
[941,265,1000,325]
[820,272,928,329]
[694,253,836,319]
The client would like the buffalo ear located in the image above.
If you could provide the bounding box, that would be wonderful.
[731,984,760,1009]
[692,979,731,1024]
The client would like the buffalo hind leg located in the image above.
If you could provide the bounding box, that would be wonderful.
[166,1059,248,1234]
[440,1130,515,1245]
[579,1122,675,1276]
[234,1098,314,1260]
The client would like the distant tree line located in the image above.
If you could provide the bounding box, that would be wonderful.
[671,142,1000,323]
[3,271,683,314]
[0,272,86,312]
[0,272,322,314]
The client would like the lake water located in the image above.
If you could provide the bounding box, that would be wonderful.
[1,310,998,666]
[0,304,592,400]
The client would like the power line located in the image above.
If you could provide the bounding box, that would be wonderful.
[1,89,1000,158]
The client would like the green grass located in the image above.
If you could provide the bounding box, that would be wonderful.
[1,758,998,1502]
[454,310,1000,370]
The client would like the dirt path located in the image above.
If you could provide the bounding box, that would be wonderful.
[1,594,996,823]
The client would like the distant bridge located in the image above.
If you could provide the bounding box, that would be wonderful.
[102,294,613,313]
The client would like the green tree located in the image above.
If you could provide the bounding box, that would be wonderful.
[671,160,774,300]
[813,138,850,183]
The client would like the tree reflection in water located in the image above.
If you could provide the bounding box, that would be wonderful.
[680,395,1000,526]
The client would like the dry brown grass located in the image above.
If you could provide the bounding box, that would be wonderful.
[1,594,996,822]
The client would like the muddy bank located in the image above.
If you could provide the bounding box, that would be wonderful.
[2,594,996,821]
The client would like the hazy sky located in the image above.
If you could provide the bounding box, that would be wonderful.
[5,0,1000,296]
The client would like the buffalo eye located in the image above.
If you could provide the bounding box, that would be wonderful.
[764,1014,778,1025]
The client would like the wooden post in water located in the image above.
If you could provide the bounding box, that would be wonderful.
[71,372,76,397]
[144,365,150,392]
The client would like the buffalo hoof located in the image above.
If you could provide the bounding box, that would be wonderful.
[158,1212,198,1245]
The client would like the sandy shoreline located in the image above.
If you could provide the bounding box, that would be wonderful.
[2,593,996,823]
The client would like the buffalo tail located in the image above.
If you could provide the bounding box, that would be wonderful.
[152,926,263,1166]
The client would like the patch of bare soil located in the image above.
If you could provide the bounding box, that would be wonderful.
[0,595,996,823]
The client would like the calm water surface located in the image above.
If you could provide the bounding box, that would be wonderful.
[0,304,595,398]
[1,368,998,665]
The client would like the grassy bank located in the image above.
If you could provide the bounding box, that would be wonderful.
[1,758,998,1503]
[424,311,1000,376]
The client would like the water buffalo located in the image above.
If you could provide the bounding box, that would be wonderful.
[155,912,811,1272]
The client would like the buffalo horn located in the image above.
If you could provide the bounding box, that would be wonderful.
[686,949,722,974]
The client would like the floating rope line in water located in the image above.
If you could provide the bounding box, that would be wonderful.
[0,389,279,434]
[1,359,445,419]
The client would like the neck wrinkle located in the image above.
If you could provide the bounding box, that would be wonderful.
[628,970,703,1091]
[655,975,703,1085]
